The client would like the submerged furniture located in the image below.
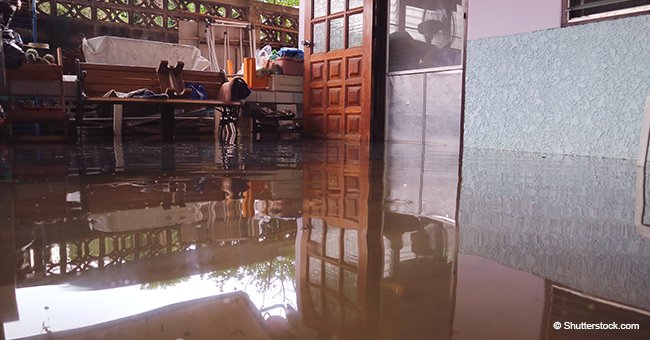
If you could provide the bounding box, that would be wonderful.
[75,60,242,141]
[5,63,69,141]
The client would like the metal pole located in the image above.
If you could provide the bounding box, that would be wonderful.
[239,27,244,60]
[248,26,254,58]
[252,25,257,57]
[31,0,37,42]
[223,30,227,73]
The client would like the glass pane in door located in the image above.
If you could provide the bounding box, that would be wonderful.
[324,261,339,291]
[329,17,345,51]
[349,0,363,9]
[331,0,345,14]
[308,257,322,284]
[313,21,327,54]
[310,218,324,246]
[314,0,327,18]
[325,225,341,258]
[343,228,359,266]
[348,13,363,48]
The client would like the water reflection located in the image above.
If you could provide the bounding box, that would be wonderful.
[1,140,649,339]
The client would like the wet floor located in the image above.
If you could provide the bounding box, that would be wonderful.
[0,139,649,339]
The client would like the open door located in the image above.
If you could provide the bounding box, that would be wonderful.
[302,0,374,141]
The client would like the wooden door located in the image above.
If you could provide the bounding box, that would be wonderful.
[303,0,373,141]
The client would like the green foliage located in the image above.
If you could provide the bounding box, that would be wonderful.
[138,255,296,297]
[208,255,296,295]
[141,277,191,290]
[258,0,300,8]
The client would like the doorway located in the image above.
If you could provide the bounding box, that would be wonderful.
[302,0,374,141]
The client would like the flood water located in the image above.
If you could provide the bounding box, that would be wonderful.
[1,139,649,340]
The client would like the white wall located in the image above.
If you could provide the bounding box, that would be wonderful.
[298,1,306,51]
[464,14,650,159]
[468,0,561,40]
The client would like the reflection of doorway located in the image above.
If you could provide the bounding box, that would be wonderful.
[297,142,372,336]
[296,142,459,338]
[302,218,366,331]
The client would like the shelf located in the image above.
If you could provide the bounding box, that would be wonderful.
[4,63,69,141]
[10,109,66,123]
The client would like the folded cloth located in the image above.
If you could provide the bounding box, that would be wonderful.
[103,88,169,99]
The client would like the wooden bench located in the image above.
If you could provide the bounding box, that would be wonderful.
[75,61,241,141]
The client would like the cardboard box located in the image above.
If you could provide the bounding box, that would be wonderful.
[269,75,303,92]
[273,58,304,76]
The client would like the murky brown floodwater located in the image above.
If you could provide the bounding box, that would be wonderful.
[1,139,648,340]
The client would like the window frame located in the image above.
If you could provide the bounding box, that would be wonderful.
[561,0,650,27]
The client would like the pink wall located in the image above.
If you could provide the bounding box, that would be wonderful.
[452,255,545,340]
[468,0,562,40]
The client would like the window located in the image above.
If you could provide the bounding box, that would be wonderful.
[387,0,464,73]
[563,0,650,25]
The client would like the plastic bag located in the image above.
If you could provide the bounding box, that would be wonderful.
[255,45,273,69]
[3,29,24,69]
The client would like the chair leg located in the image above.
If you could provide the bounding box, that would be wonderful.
[217,106,239,144]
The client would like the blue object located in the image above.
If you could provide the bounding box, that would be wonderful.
[31,0,37,43]
[278,47,304,61]
[186,83,208,100]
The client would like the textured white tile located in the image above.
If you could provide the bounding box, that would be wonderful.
[257,91,276,103]
[276,92,294,103]
[465,15,650,159]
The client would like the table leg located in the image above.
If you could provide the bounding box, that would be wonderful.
[161,105,174,142]
[113,104,123,136]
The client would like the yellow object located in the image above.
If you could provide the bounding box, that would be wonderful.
[227,59,235,76]
[382,282,406,298]
[243,57,268,90]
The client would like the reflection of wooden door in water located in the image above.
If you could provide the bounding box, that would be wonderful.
[303,0,373,141]
[298,142,371,334]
